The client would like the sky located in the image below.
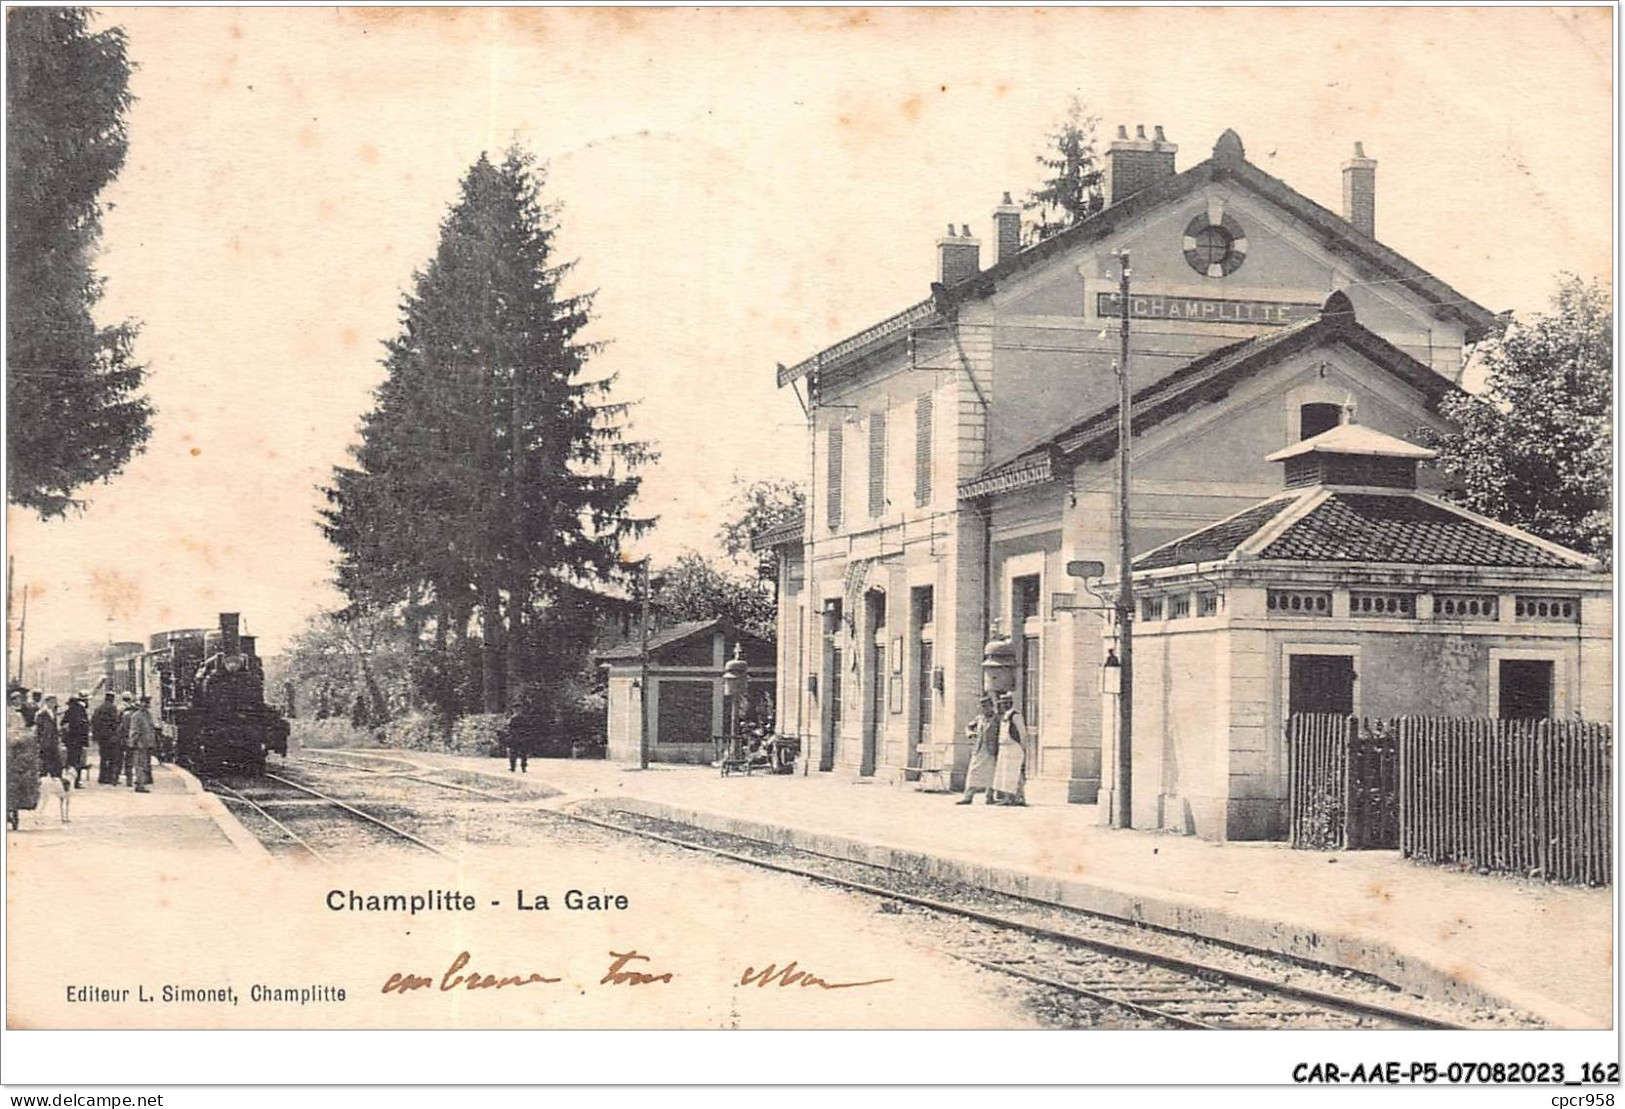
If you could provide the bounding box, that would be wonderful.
[5,5,1613,663]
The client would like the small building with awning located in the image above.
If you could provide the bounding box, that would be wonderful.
[596,619,777,765]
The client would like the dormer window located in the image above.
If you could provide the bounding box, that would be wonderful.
[1299,402,1342,441]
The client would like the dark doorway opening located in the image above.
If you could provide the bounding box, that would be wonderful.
[1498,659,1554,720]
[1288,653,1356,717]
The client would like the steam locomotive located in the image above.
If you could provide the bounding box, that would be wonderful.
[94,613,289,774]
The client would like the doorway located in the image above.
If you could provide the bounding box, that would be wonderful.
[1498,659,1554,720]
[913,640,933,770]
[1288,653,1356,717]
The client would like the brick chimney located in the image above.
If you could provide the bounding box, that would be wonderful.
[1107,124,1177,205]
[1342,141,1377,238]
[991,192,1022,264]
[937,223,980,285]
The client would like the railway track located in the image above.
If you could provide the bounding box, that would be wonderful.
[239,752,1467,1030]
[206,768,447,858]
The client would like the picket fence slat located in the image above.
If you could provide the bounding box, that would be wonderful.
[1289,714,1611,886]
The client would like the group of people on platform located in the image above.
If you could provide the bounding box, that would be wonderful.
[7,688,158,830]
[958,691,1028,806]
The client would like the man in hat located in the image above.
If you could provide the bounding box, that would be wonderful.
[127,697,157,793]
[115,693,137,785]
[61,692,90,788]
[35,695,63,781]
[91,692,121,784]
[956,693,1000,805]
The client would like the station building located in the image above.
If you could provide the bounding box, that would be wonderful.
[757,125,1608,833]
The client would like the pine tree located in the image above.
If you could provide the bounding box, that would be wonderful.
[7,8,151,517]
[1429,276,1611,564]
[1024,95,1106,246]
[323,149,652,712]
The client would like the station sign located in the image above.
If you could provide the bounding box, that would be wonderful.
[1096,291,1320,326]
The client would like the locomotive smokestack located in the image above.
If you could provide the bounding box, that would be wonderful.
[219,613,241,655]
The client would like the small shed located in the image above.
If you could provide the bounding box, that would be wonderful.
[597,619,777,765]
[1125,423,1612,842]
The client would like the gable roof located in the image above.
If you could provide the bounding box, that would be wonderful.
[778,129,1499,389]
[959,292,1457,500]
[1134,487,1600,574]
[594,618,775,665]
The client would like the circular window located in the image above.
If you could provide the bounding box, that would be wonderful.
[1183,212,1248,278]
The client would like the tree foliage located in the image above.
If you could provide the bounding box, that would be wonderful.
[275,610,411,726]
[716,475,804,582]
[652,550,775,641]
[1024,95,1105,246]
[1429,276,1612,564]
[7,8,151,517]
[321,148,652,711]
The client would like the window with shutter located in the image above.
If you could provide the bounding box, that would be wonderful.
[914,393,933,506]
[826,424,843,529]
[868,410,887,517]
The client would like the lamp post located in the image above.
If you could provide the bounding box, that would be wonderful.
[722,643,749,768]
[1112,250,1135,829]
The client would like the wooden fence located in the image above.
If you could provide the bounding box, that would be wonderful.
[1288,714,1612,886]
[1399,717,1612,886]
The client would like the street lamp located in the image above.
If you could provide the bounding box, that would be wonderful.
[722,643,749,768]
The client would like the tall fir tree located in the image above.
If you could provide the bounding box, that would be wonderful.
[1023,95,1106,246]
[7,8,151,517]
[1429,276,1611,564]
[323,149,652,712]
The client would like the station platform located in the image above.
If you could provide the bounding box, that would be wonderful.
[388,749,1614,1030]
[4,760,252,859]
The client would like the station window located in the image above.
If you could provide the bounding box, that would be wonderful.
[1013,574,1042,623]
[1300,402,1342,440]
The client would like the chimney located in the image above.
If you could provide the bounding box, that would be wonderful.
[219,612,241,656]
[1107,123,1178,205]
[992,192,1022,264]
[1342,141,1377,238]
[937,223,980,286]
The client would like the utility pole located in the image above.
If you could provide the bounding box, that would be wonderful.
[16,583,29,690]
[1113,250,1135,830]
[637,556,652,770]
[4,555,12,685]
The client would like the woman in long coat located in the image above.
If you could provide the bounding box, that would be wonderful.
[8,703,41,830]
[956,694,999,804]
[991,693,1028,806]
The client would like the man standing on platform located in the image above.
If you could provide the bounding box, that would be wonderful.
[91,693,120,785]
[35,695,62,782]
[127,697,156,793]
[115,693,136,785]
[61,693,90,789]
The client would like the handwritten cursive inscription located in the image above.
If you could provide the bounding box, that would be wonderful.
[380,950,890,997]
[739,960,893,990]
[599,950,674,985]
[380,950,561,995]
